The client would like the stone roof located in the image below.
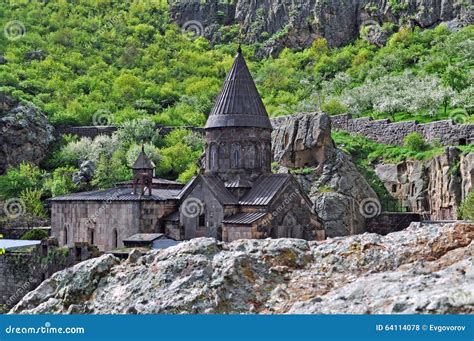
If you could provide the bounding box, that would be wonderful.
[123,233,164,243]
[205,48,272,130]
[132,149,155,169]
[50,187,181,202]
[239,174,291,206]
[178,174,239,205]
[222,212,268,225]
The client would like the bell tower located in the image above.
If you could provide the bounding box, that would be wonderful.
[132,146,155,196]
[204,47,273,187]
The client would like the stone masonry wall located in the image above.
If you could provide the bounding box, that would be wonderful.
[330,114,474,146]
[0,240,99,312]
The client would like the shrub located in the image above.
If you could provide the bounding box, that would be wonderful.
[403,132,428,152]
[459,191,474,221]
[321,99,348,115]
[0,163,45,199]
[20,229,49,241]
[20,188,47,219]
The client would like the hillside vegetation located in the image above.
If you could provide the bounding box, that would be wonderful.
[0,1,472,217]
[1,0,473,127]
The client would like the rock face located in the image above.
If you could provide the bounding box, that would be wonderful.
[375,148,473,220]
[170,0,472,55]
[272,113,378,237]
[0,93,54,175]
[11,222,474,314]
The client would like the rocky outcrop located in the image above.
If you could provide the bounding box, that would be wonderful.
[375,148,473,220]
[272,113,378,237]
[0,93,54,175]
[169,0,472,55]
[11,222,474,314]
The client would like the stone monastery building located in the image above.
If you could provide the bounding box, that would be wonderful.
[51,48,324,251]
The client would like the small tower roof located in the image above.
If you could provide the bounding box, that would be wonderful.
[205,47,272,130]
[132,146,155,169]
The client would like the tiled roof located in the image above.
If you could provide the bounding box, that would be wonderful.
[222,211,268,225]
[205,48,272,130]
[224,177,253,188]
[239,174,291,206]
[50,187,181,202]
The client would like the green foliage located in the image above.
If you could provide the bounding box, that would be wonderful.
[20,188,46,219]
[459,190,474,221]
[403,132,429,152]
[20,228,49,241]
[92,153,131,189]
[321,99,348,115]
[43,167,78,197]
[0,163,45,199]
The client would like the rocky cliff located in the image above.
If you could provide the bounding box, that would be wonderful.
[272,113,378,237]
[375,147,474,220]
[170,0,472,55]
[0,93,54,175]
[11,222,474,314]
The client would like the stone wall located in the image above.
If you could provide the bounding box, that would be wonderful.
[366,213,421,235]
[55,125,204,140]
[0,226,50,240]
[0,239,99,312]
[330,114,474,146]
[51,200,177,252]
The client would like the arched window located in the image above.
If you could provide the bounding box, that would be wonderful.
[89,229,94,245]
[210,144,218,171]
[63,226,68,246]
[113,229,118,249]
[247,144,256,168]
[231,144,241,168]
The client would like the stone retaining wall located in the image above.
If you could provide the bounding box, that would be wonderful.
[330,114,474,146]
[366,213,421,235]
[0,239,99,312]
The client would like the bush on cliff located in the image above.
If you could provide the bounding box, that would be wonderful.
[459,191,474,221]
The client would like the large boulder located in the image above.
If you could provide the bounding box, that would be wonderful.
[0,93,54,175]
[272,113,378,237]
[10,222,474,314]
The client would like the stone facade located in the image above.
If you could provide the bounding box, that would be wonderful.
[331,114,474,146]
[51,200,176,252]
[204,127,272,184]
[0,239,99,312]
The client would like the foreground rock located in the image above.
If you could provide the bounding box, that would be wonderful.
[272,113,378,237]
[0,93,54,175]
[11,222,473,314]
